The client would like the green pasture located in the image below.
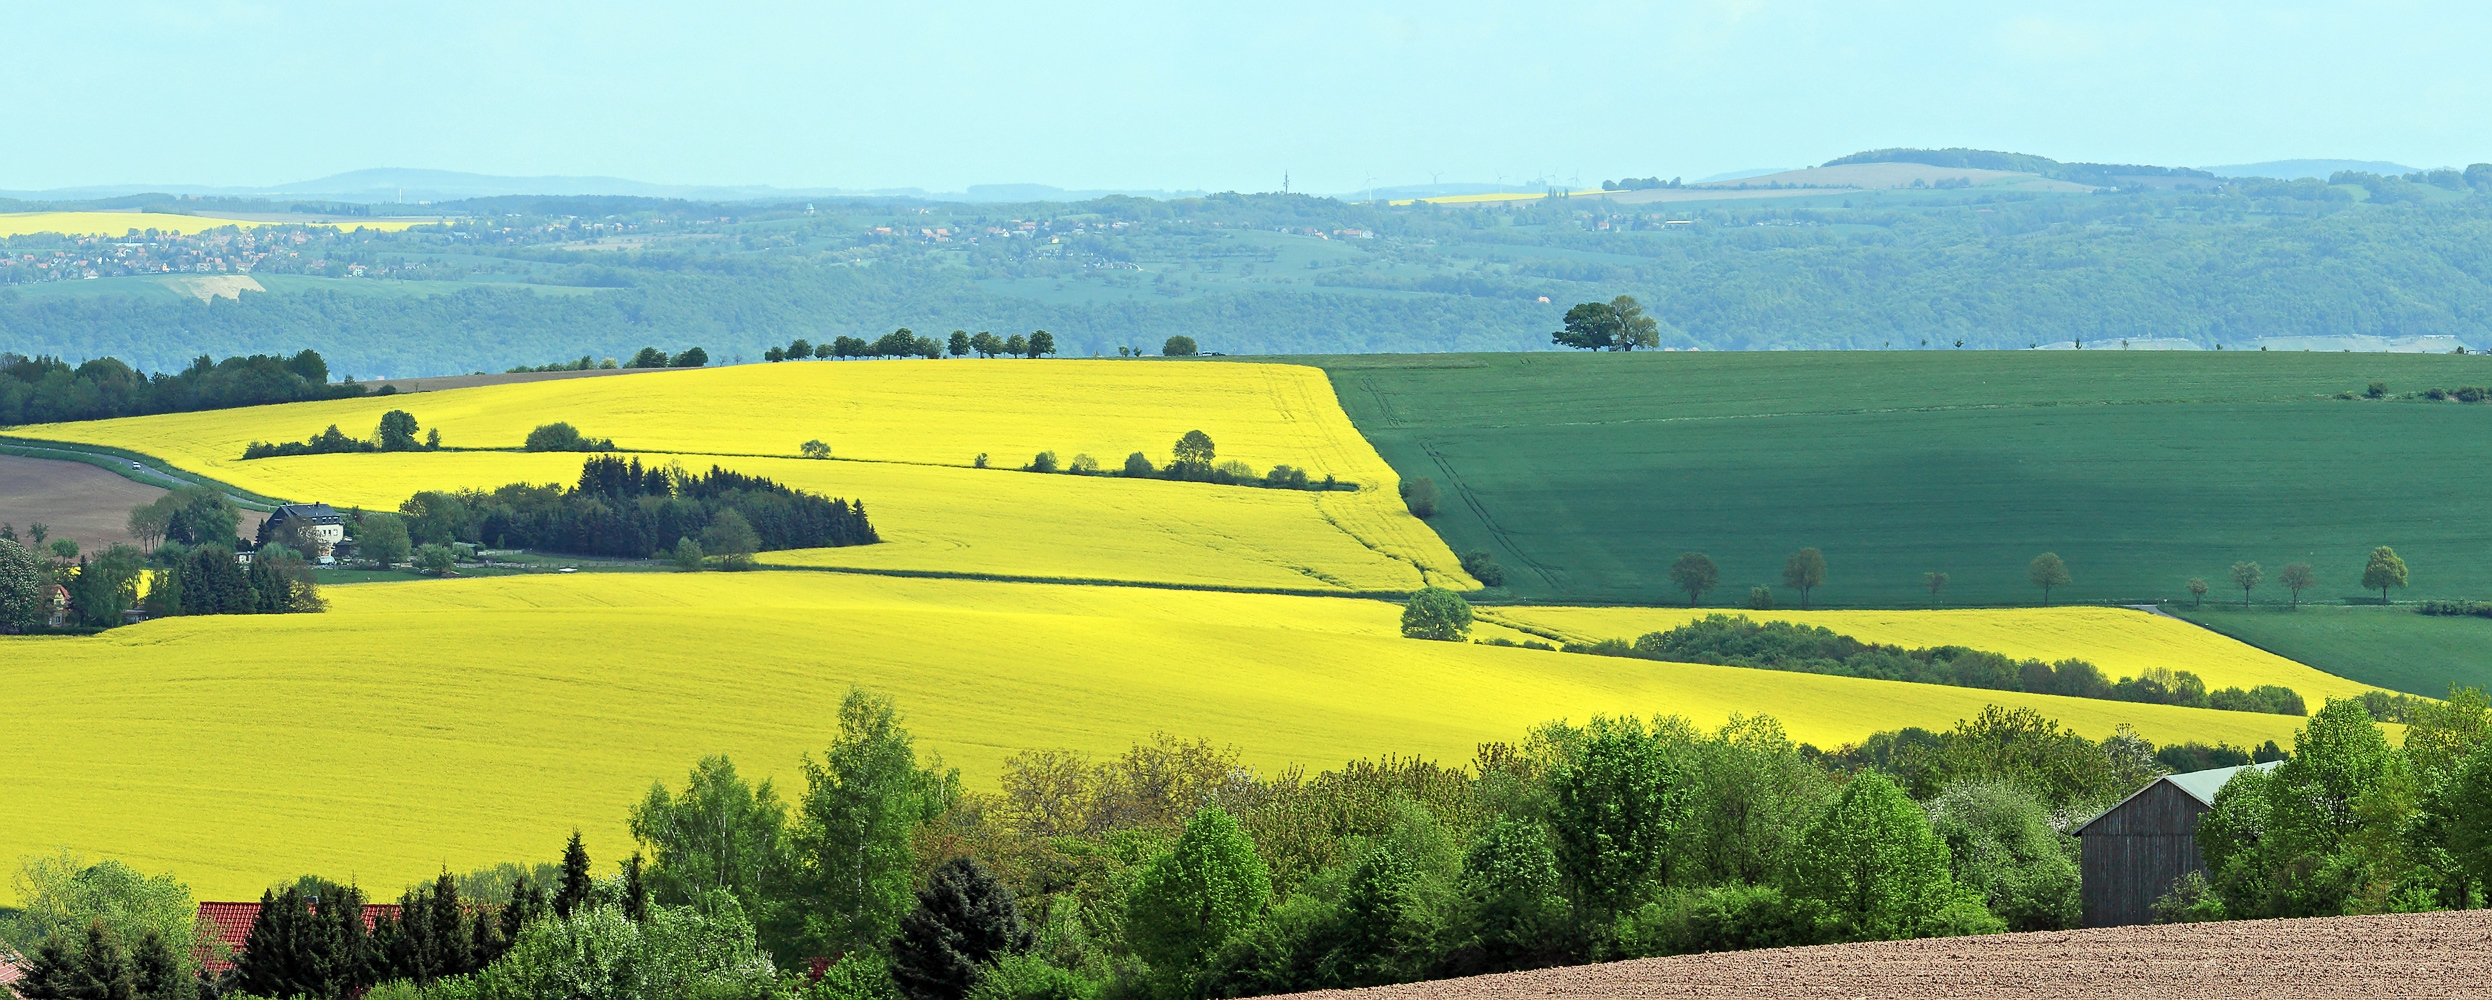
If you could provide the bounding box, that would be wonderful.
[1315,350,2492,608]
[2163,603,2492,698]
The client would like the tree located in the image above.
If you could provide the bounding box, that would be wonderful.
[1025,331,1056,358]
[1457,816,1565,974]
[375,410,421,451]
[1163,335,1199,357]
[555,831,594,919]
[1,538,52,631]
[791,690,954,962]
[1924,571,1948,605]
[2028,553,2070,605]
[1126,807,1270,984]
[1122,452,1154,477]
[2188,577,2209,609]
[358,514,412,568]
[627,347,671,368]
[2231,561,2262,607]
[969,332,1003,358]
[890,857,1031,1000]
[671,537,705,572]
[628,754,790,948]
[415,543,456,576]
[1669,552,1719,607]
[1550,717,1681,924]
[801,439,832,460]
[0,852,203,987]
[947,331,971,357]
[1172,429,1216,470]
[765,346,787,363]
[1551,300,1621,350]
[1784,772,1987,941]
[1926,781,2079,931]
[2361,546,2408,604]
[1003,334,1029,357]
[1782,547,1827,608]
[670,347,709,368]
[2279,562,2315,608]
[66,545,146,627]
[1610,295,1660,350]
[1400,477,1440,518]
[1400,587,1473,641]
[700,510,761,569]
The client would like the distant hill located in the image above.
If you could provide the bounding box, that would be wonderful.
[2201,159,2422,180]
[1824,148,2215,187]
[0,170,1212,206]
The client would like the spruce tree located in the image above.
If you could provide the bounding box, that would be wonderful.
[890,857,1032,1000]
[555,832,594,919]
[430,872,471,976]
[500,878,547,944]
[234,888,320,999]
[74,921,137,1000]
[133,927,194,1000]
[622,853,650,923]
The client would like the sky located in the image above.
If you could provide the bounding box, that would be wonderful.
[8,0,2490,195]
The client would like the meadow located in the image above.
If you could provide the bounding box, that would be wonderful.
[15,360,1474,592]
[2163,603,2492,697]
[1316,350,2492,607]
[1,571,2320,904]
[0,211,423,237]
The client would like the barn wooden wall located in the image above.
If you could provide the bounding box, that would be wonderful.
[2080,781,2209,927]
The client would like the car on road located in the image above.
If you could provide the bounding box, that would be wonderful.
[130,461,142,469]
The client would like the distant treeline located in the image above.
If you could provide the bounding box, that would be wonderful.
[0,348,375,427]
[1567,614,2308,716]
[400,455,877,559]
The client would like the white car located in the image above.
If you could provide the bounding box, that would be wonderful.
[130,461,142,469]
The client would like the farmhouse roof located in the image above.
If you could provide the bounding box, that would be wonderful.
[197,900,401,977]
[269,503,344,523]
[2074,761,2281,835]
[0,953,21,988]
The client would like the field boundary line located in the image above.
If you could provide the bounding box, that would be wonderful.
[756,561,1418,600]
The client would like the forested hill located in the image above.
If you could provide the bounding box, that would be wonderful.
[6,163,2492,377]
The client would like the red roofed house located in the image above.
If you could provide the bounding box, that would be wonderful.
[1,952,24,990]
[197,901,401,978]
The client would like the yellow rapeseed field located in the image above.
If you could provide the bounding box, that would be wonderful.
[18,361,1474,591]
[0,211,426,237]
[2,572,2318,903]
[1484,605,2385,704]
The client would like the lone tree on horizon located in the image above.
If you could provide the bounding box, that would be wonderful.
[1670,552,1720,607]
[2232,561,2263,607]
[2362,546,2409,604]
[2188,577,2210,609]
[1783,548,1827,609]
[2279,562,2315,608]
[2029,552,2071,606]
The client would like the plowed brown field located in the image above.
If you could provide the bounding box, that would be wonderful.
[1263,909,2492,999]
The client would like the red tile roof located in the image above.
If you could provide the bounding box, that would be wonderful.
[197,901,402,977]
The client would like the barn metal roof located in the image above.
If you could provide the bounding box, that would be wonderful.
[2074,760,2280,835]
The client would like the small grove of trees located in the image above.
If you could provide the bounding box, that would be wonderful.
[623,346,709,368]
[244,410,439,459]
[0,349,368,428]
[522,422,616,452]
[393,455,877,560]
[1575,613,2308,716]
[1549,296,1662,351]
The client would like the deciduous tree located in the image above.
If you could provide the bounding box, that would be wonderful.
[2279,563,2315,607]
[2361,546,2408,604]
[1126,808,1270,984]
[2231,561,2262,607]
[791,690,956,962]
[1400,587,1473,641]
[2028,553,2070,606]
[1782,548,1827,609]
[2188,577,2209,609]
[1163,335,1199,357]
[1669,552,1719,607]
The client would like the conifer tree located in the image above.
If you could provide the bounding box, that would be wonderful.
[890,857,1031,1000]
[499,877,548,946]
[623,853,650,923]
[555,832,594,919]
[430,871,471,976]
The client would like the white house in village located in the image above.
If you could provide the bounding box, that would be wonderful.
[255,503,347,564]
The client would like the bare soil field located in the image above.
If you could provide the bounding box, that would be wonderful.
[0,454,264,548]
[1265,909,2492,999]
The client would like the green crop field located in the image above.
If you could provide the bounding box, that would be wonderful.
[2163,603,2492,698]
[1314,350,2492,607]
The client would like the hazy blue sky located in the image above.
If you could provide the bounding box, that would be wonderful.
[10,1,2488,194]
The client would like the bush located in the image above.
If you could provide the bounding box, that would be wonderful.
[1401,478,1440,519]
[1026,452,1059,474]
[1121,452,1153,477]
[2419,600,2492,618]
[1214,459,1257,481]
[1400,587,1473,641]
[1746,586,1774,610]
[415,544,457,576]
[965,954,1090,1000]
[523,422,615,452]
[1925,781,2079,931]
[1620,884,1818,957]
[670,537,705,572]
[1459,551,1506,587]
[1068,454,1099,475]
[2150,871,2226,923]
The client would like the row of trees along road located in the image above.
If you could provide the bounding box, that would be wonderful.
[1650,547,2414,609]
[18,688,2488,1000]
[2186,547,2411,608]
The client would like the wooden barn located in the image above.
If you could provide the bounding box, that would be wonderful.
[2074,761,2278,926]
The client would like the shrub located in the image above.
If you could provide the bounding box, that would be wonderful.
[1126,808,1271,980]
[1401,478,1440,519]
[964,953,1090,1000]
[2419,600,2492,618]
[1925,781,2079,931]
[1459,550,1506,587]
[1620,883,1818,957]
[1782,772,1992,941]
[1026,451,1059,473]
[1400,587,1473,641]
[1068,454,1099,475]
[2459,386,2489,403]
[1214,459,1257,481]
[1746,586,1774,610]
[522,423,614,452]
[2151,871,2226,923]
[670,537,704,572]
[415,544,457,576]
[1121,452,1154,477]
[2426,387,2450,400]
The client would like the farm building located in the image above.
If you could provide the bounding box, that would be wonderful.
[2074,761,2278,926]
[255,503,347,564]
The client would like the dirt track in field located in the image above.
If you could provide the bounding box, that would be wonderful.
[1262,909,2492,999]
